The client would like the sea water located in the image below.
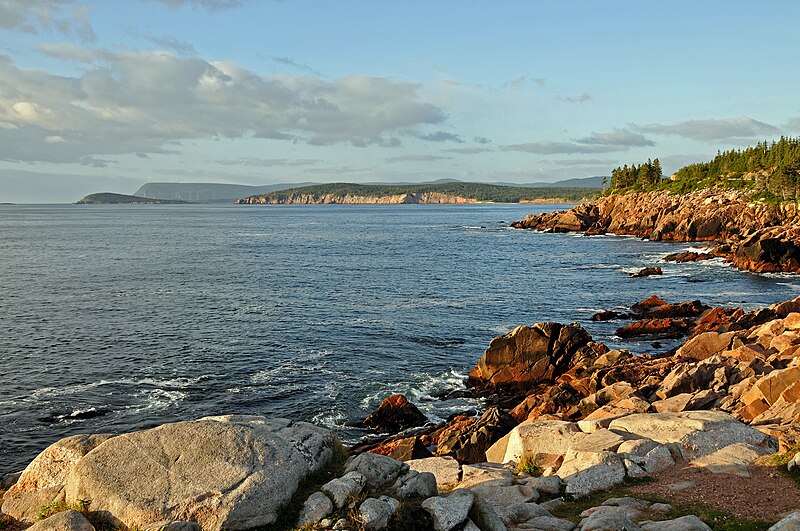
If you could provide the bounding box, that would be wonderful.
[1,203,798,472]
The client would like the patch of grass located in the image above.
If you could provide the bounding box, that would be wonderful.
[36,499,117,531]
[514,455,543,477]
[274,440,350,531]
[768,445,800,468]
[550,479,773,530]
[386,497,434,531]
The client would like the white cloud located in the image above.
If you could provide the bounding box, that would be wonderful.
[559,92,591,103]
[385,154,452,163]
[500,129,653,155]
[442,147,493,154]
[0,48,446,164]
[413,131,464,143]
[0,0,95,40]
[145,0,249,9]
[638,117,779,141]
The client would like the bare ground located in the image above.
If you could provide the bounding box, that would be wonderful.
[631,461,800,522]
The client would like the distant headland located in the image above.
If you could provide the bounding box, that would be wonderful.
[235,182,597,205]
[75,193,188,205]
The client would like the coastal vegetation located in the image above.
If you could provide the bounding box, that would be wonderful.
[75,193,188,205]
[608,136,800,202]
[240,182,598,204]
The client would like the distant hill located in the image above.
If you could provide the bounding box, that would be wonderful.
[133,182,315,203]
[238,182,599,205]
[545,176,606,188]
[133,178,603,203]
[76,193,188,205]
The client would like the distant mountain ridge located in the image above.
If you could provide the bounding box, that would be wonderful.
[134,177,604,203]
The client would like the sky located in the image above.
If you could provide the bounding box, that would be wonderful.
[1,0,800,202]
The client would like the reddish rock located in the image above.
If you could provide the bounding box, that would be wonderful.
[691,307,745,336]
[665,251,714,263]
[630,266,663,278]
[591,310,624,321]
[616,317,695,338]
[363,394,428,433]
[387,437,433,461]
[467,322,607,392]
[421,415,475,448]
[631,295,669,314]
[512,189,800,273]
[435,407,518,464]
[644,300,708,319]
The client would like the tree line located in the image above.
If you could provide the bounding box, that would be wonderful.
[670,136,800,199]
[607,136,800,202]
[608,159,663,191]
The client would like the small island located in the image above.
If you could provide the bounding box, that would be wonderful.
[75,193,188,205]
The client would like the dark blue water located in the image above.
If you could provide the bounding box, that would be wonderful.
[2,203,799,473]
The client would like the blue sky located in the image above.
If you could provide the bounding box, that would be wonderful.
[1,0,799,202]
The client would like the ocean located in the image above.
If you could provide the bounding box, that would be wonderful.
[2,203,799,473]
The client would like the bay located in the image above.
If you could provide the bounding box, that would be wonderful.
[1,203,798,473]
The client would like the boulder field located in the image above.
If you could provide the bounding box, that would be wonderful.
[7,297,800,529]
[511,189,800,273]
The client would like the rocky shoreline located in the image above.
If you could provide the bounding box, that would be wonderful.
[511,189,800,273]
[6,294,800,530]
[6,190,800,530]
[236,192,479,204]
[235,193,578,205]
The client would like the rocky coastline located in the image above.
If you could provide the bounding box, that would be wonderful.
[511,189,800,273]
[236,192,479,205]
[7,190,800,530]
[235,193,577,205]
[6,293,800,530]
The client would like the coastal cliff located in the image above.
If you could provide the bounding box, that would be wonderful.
[512,189,800,273]
[236,192,479,205]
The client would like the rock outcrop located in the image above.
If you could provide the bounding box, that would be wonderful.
[512,189,800,273]
[467,322,607,392]
[363,394,429,433]
[3,416,338,530]
[237,192,478,205]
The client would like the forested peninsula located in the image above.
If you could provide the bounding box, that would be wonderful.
[514,137,800,274]
[75,193,188,205]
[235,182,597,204]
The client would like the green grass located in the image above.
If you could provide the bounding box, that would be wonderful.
[514,455,543,477]
[276,440,349,531]
[36,499,118,531]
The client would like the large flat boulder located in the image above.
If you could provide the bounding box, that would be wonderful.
[608,411,775,459]
[495,420,586,464]
[63,416,338,530]
[2,434,114,522]
[558,451,627,497]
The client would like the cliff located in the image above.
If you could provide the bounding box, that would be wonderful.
[512,189,800,273]
[236,182,598,204]
[237,191,478,204]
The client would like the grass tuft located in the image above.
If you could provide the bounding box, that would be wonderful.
[514,455,543,477]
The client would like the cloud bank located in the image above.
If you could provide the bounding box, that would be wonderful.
[501,129,653,154]
[0,47,446,164]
